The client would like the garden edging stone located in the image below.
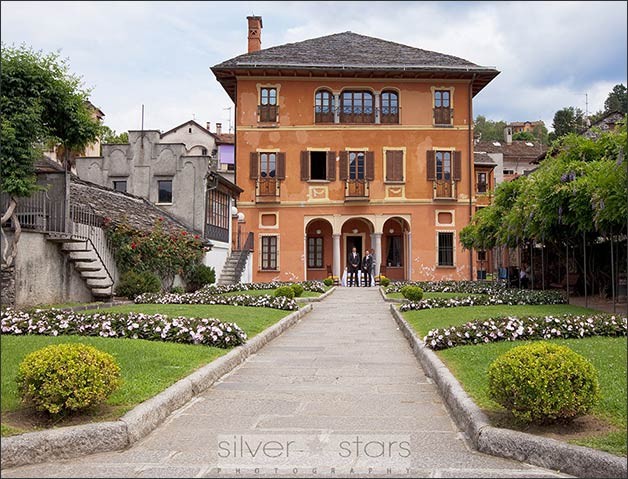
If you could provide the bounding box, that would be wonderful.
[295,286,336,303]
[389,304,628,479]
[378,286,403,303]
[0,304,313,470]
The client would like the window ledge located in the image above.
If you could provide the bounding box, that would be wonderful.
[307,179,330,183]
[384,180,405,185]
[436,265,456,269]
[156,202,173,206]
[258,269,279,273]
[434,124,454,128]
[307,268,326,271]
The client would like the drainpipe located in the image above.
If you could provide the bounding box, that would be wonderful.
[468,75,476,281]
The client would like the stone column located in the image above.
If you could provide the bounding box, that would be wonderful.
[333,93,340,124]
[373,233,383,277]
[405,231,412,281]
[332,234,341,278]
[374,92,381,124]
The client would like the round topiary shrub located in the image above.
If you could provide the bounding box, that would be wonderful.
[17,343,121,415]
[274,286,295,299]
[380,276,390,287]
[290,283,305,297]
[115,270,161,299]
[488,342,600,424]
[170,286,186,294]
[185,264,216,292]
[400,285,424,302]
[323,277,333,287]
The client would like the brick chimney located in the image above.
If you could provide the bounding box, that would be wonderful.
[216,123,222,135]
[247,16,262,53]
[206,122,211,131]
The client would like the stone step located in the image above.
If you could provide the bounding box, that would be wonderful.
[79,271,108,279]
[86,278,114,288]
[74,262,101,271]
[62,242,89,252]
[92,287,114,297]
[69,251,98,262]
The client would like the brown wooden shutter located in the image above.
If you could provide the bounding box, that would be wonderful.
[339,151,348,180]
[276,152,286,180]
[249,152,258,179]
[386,150,403,181]
[300,151,309,181]
[385,151,394,181]
[453,151,462,181]
[326,151,336,181]
[365,151,375,181]
[426,150,436,181]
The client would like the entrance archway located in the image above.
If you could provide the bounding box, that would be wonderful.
[382,217,411,281]
[305,218,333,280]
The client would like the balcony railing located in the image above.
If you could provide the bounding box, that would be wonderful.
[314,106,400,124]
[256,178,280,200]
[258,104,278,123]
[434,180,455,199]
[345,179,369,199]
[433,107,453,125]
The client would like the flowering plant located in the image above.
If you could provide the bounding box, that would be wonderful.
[387,280,508,295]
[200,281,325,294]
[1,308,247,348]
[135,291,298,310]
[424,313,627,350]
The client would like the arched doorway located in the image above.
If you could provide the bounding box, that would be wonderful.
[340,217,375,273]
[382,217,411,281]
[305,219,333,280]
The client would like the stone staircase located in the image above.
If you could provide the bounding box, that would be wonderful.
[47,234,115,298]
[217,250,249,285]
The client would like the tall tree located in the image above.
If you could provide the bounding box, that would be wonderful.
[1,44,101,268]
[474,115,507,142]
[549,106,586,142]
[603,83,627,114]
[100,125,129,145]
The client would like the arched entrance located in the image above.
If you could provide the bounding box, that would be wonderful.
[305,218,333,280]
[382,217,411,281]
[340,217,375,273]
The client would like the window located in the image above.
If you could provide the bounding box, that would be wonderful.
[436,151,452,181]
[201,147,208,156]
[340,91,374,123]
[385,150,404,182]
[157,180,172,203]
[477,250,487,261]
[307,237,324,268]
[434,90,452,125]
[503,169,515,175]
[348,151,365,180]
[477,172,487,193]
[112,180,127,193]
[260,153,276,178]
[386,236,402,267]
[438,232,454,266]
[310,151,327,180]
[380,90,399,123]
[261,236,278,270]
[226,163,235,172]
[259,87,278,122]
[205,189,230,242]
[315,90,334,123]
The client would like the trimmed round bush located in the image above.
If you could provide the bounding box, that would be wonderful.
[488,342,600,424]
[185,264,215,292]
[17,343,121,415]
[274,286,295,299]
[323,277,334,287]
[400,285,424,302]
[170,286,185,294]
[380,276,390,287]
[290,283,305,297]
[115,270,161,299]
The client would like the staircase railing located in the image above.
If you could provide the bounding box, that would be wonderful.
[233,232,254,283]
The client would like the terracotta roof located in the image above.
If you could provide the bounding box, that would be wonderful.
[215,133,234,145]
[475,140,547,161]
[212,31,499,100]
[70,177,203,237]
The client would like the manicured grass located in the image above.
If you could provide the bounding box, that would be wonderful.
[438,336,627,456]
[402,304,595,337]
[387,291,486,300]
[1,334,227,434]
[97,304,290,338]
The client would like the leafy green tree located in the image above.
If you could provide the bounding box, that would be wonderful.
[100,125,129,145]
[512,131,536,142]
[549,107,586,142]
[1,44,100,268]
[474,115,507,142]
[604,83,627,114]
[531,122,549,145]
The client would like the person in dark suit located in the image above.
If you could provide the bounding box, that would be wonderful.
[362,250,373,287]
[347,247,361,287]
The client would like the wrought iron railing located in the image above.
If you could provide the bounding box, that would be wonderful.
[345,179,369,198]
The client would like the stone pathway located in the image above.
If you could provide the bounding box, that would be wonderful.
[3,288,569,478]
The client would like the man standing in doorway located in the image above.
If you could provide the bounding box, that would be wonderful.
[362,250,373,287]
[348,247,361,287]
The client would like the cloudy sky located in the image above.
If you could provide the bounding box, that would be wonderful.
[2,1,626,134]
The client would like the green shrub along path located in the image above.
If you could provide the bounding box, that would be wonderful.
[402,304,627,457]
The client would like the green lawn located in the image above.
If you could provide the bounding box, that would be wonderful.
[402,304,594,337]
[401,303,626,456]
[386,291,486,301]
[99,304,290,338]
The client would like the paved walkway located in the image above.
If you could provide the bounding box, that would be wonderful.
[3,288,568,478]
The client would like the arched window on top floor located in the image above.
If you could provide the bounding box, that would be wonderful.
[340,90,375,124]
[380,90,399,124]
[315,89,335,123]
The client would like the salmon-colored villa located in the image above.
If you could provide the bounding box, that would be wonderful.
[212,17,499,283]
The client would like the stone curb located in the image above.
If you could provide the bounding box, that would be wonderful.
[389,304,628,479]
[296,286,337,303]
[378,286,404,303]
[0,304,313,470]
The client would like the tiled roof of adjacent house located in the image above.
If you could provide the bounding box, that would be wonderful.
[70,177,203,237]
[35,156,65,173]
[475,140,547,161]
[473,151,497,166]
[212,32,499,99]
[216,133,234,145]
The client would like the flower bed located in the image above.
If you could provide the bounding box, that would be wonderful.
[135,291,298,310]
[1,308,247,348]
[386,280,507,295]
[202,281,326,295]
[424,313,627,350]
[399,289,566,311]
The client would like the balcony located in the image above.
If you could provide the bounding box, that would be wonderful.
[433,180,455,200]
[256,178,280,203]
[433,107,453,126]
[345,180,369,200]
